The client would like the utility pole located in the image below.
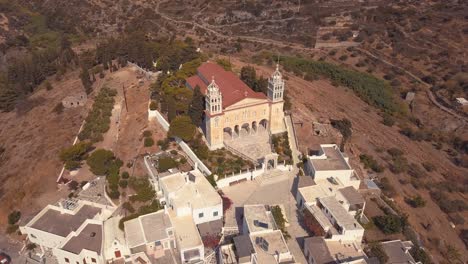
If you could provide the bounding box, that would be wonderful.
[122,84,128,112]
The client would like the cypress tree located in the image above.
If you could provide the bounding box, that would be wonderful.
[188,85,204,127]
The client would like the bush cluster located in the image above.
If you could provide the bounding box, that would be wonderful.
[78,87,117,142]
[279,56,402,114]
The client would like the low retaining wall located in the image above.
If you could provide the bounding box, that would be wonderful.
[149,108,169,131]
[150,108,211,176]
[216,166,265,188]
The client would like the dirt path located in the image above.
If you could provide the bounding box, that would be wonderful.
[356,47,468,122]
[156,0,466,125]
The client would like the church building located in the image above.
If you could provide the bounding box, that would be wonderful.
[186,62,286,150]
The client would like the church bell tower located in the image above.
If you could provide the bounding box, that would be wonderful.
[268,64,286,134]
[205,77,224,150]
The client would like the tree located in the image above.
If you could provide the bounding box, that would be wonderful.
[158,157,178,172]
[169,115,196,141]
[216,58,232,71]
[240,66,257,89]
[188,85,204,127]
[410,247,431,264]
[80,66,93,94]
[8,210,21,225]
[167,97,177,122]
[405,195,426,208]
[86,149,122,176]
[144,137,154,147]
[367,243,389,264]
[149,101,158,110]
[373,214,403,234]
[60,141,93,170]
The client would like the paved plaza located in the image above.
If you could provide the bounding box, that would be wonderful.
[221,169,308,264]
[223,128,272,162]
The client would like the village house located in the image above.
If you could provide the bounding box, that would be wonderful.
[19,199,121,264]
[304,144,361,189]
[153,168,223,263]
[124,211,175,261]
[219,204,294,264]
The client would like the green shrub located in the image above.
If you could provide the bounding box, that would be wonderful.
[78,87,117,142]
[367,243,389,264]
[157,138,170,150]
[121,171,130,179]
[143,130,152,137]
[271,205,290,240]
[129,177,155,202]
[410,247,432,264]
[144,137,154,147]
[8,211,21,225]
[86,149,122,176]
[122,202,135,213]
[60,141,93,170]
[279,55,401,114]
[373,214,404,234]
[119,180,128,188]
[382,113,395,127]
[405,195,426,208]
[206,174,217,188]
[359,154,384,173]
[149,101,157,110]
[158,157,178,172]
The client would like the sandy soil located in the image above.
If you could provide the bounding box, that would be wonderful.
[0,71,87,225]
[229,57,467,262]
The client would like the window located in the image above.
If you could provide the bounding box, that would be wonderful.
[31,234,37,239]
[167,230,173,236]
[199,212,204,218]
[213,211,218,217]
[155,241,162,246]
[91,258,96,263]
[114,250,121,258]
[65,258,69,263]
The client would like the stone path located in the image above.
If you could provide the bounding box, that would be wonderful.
[284,115,301,165]
[224,130,272,162]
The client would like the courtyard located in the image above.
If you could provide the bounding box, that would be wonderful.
[220,169,308,264]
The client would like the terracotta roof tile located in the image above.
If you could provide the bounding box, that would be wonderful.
[186,62,267,109]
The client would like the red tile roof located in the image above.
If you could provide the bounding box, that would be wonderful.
[186,62,267,109]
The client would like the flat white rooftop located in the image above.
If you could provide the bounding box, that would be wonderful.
[161,170,221,210]
[244,204,276,233]
[309,144,351,171]
[170,213,203,250]
[124,210,172,248]
[250,230,291,264]
[305,237,366,264]
[299,178,345,205]
[318,196,363,231]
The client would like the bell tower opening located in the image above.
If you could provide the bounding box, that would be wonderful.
[267,64,285,102]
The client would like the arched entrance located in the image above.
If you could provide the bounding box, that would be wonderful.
[241,123,250,137]
[252,121,257,134]
[263,153,279,171]
[234,125,240,138]
[259,119,268,133]
[224,127,233,139]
